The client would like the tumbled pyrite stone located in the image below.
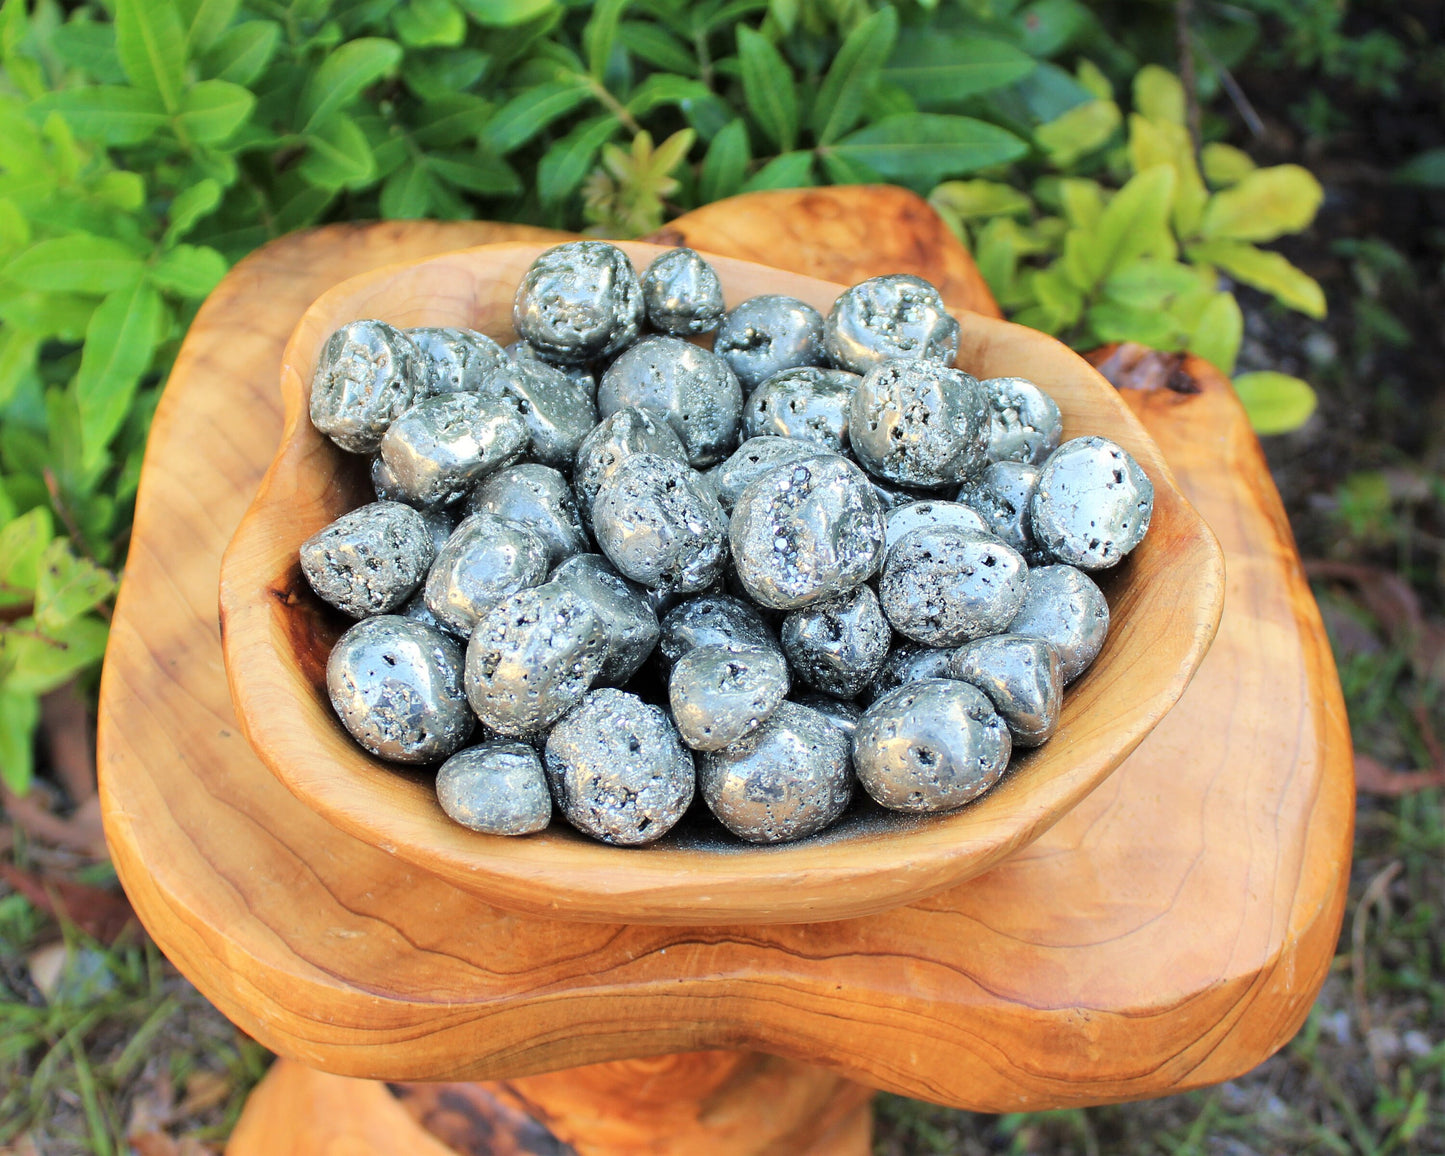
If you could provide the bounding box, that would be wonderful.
[436,741,552,835]
[310,319,420,454]
[710,436,823,513]
[406,326,506,398]
[1030,436,1154,570]
[423,512,550,637]
[300,501,435,618]
[948,634,1062,748]
[640,247,726,335]
[549,554,660,686]
[794,693,861,739]
[468,462,589,568]
[883,499,988,553]
[867,643,958,702]
[980,376,1063,465]
[657,593,779,666]
[379,393,529,507]
[512,241,643,365]
[742,366,859,452]
[713,295,826,392]
[1006,564,1109,684]
[573,406,690,522]
[781,584,892,699]
[480,358,598,471]
[824,274,959,375]
[849,360,989,488]
[668,642,790,752]
[957,460,1048,564]
[879,526,1028,647]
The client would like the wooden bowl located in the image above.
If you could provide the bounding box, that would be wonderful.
[219,240,1225,925]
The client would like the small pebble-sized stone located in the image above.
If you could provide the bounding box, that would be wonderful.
[1030,436,1154,570]
[310,320,420,454]
[854,679,1011,812]
[867,643,957,701]
[957,461,1047,564]
[781,585,891,699]
[883,499,988,553]
[596,335,743,467]
[480,358,597,471]
[698,702,852,844]
[879,526,1028,646]
[464,583,608,737]
[371,453,403,503]
[512,241,643,365]
[397,589,450,634]
[1006,564,1109,684]
[549,554,660,685]
[436,741,551,835]
[406,326,506,397]
[728,454,886,610]
[545,688,695,845]
[669,642,790,751]
[640,247,726,335]
[824,275,959,375]
[980,376,1063,465]
[505,340,597,393]
[711,436,826,512]
[948,634,1062,748]
[742,366,859,451]
[327,615,472,763]
[657,594,778,666]
[592,452,728,595]
[468,462,588,567]
[424,512,550,637]
[794,694,861,739]
[300,501,435,617]
[573,406,690,523]
[417,507,457,554]
[379,393,529,507]
[713,295,826,392]
[849,360,989,488]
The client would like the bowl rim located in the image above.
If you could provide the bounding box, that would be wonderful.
[219,238,1225,926]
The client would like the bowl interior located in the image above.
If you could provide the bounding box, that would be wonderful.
[219,240,1224,925]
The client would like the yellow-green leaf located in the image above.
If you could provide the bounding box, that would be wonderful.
[75,279,164,462]
[1188,291,1243,374]
[1201,142,1255,187]
[1057,177,1104,230]
[928,180,1032,224]
[1076,58,1111,100]
[1189,240,1327,318]
[115,0,187,112]
[1233,371,1317,434]
[1133,64,1184,125]
[34,539,115,634]
[0,507,54,599]
[1034,99,1120,168]
[2,235,144,294]
[1078,164,1176,287]
[1199,165,1323,243]
[0,691,40,795]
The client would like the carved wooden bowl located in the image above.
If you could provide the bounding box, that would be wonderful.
[219,240,1225,925]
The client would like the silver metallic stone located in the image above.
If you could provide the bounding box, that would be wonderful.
[464,583,608,737]
[854,679,1011,812]
[550,554,660,685]
[669,642,790,752]
[597,335,742,468]
[713,295,826,392]
[573,406,690,525]
[981,376,1063,465]
[711,436,824,513]
[883,499,988,554]
[480,358,597,471]
[781,585,891,699]
[794,693,861,739]
[512,241,643,365]
[505,340,597,393]
[824,275,960,375]
[300,501,435,618]
[657,594,778,666]
[879,526,1028,646]
[436,741,551,835]
[1030,436,1154,570]
[849,360,989,488]
[326,615,472,764]
[545,688,695,845]
[741,366,859,451]
[371,454,402,502]
[406,326,506,397]
[592,452,728,595]
[956,461,1048,564]
[418,506,457,554]
[379,393,529,507]
[397,589,450,634]
[698,701,852,844]
[640,247,725,336]
[309,320,420,454]
[468,462,588,568]
[1006,564,1109,684]
[424,512,550,637]
[948,634,1062,748]
[728,454,886,610]
[867,643,957,701]
[869,478,929,512]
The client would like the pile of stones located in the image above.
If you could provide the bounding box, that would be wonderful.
[299,241,1154,847]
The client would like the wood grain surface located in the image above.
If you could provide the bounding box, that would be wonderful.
[217,237,1222,924]
[97,188,1353,1110]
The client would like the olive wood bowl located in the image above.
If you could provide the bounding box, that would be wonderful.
[219,240,1225,925]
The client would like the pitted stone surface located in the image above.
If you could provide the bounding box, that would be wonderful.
[310,319,420,454]
[407,326,506,397]
[641,247,726,335]
[711,436,825,513]
[657,594,778,666]
[468,462,589,567]
[669,642,790,752]
[1030,436,1154,570]
[957,461,1047,564]
[742,366,859,451]
[713,295,826,391]
[511,241,643,364]
[300,501,435,618]
[824,274,959,374]
[423,512,550,637]
[948,634,1062,748]
[883,499,989,554]
[573,406,689,520]
[849,360,989,488]
[780,584,891,699]
[879,526,1028,647]
[550,554,660,686]
[1006,564,1109,684]
[980,376,1063,465]
[379,393,529,507]
[480,358,597,471]
[436,741,552,835]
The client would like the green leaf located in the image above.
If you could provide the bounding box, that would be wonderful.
[1188,291,1243,374]
[812,6,897,145]
[455,0,556,26]
[883,32,1034,108]
[34,539,115,634]
[582,0,629,80]
[94,171,146,212]
[1233,371,1317,435]
[115,0,187,111]
[1029,264,1083,331]
[412,95,492,148]
[974,217,1023,302]
[0,692,40,795]
[148,244,228,297]
[0,507,54,598]
[1011,0,1092,57]
[1057,178,1104,229]
[0,197,27,256]
[618,21,696,76]
[1198,165,1323,243]
[1128,114,1207,238]
[537,115,619,205]
[699,118,750,203]
[174,80,255,145]
[429,151,522,195]
[1189,240,1327,318]
[179,0,240,55]
[299,38,403,133]
[831,114,1027,184]
[1075,58,1111,101]
[740,150,815,193]
[736,26,797,152]
[1201,142,1256,188]
[2,236,144,294]
[1,616,110,696]
[381,162,435,218]
[31,87,168,146]
[1102,258,1199,307]
[1034,99,1120,168]
[769,0,799,34]
[1077,164,1176,288]
[394,0,466,48]
[203,20,280,86]
[0,326,38,409]
[75,279,163,462]
[626,75,713,118]
[164,179,222,245]
[1133,64,1184,125]
[299,115,377,190]
[1085,300,1178,348]
[819,149,882,186]
[50,21,127,84]
[1394,147,1445,188]
[480,80,590,154]
[928,180,1032,225]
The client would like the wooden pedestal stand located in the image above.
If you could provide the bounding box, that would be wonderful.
[96,187,1354,1155]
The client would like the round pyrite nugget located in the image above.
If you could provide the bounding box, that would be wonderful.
[504,340,596,392]
[879,526,1028,647]
[592,453,728,595]
[981,376,1063,465]
[549,554,660,685]
[480,358,598,471]
[713,295,826,392]
[824,275,960,374]
[883,499,988,553]
[326,616,472,764]
[379,393,529,507]
[849,360,989,488]
[742,366,860,452]
[464,583,608,737]
[781,585,892,699]
[1006,564,1109,684]
[657,593,778,666]
[868,643,957,701]
[640,247,726,336]
[300,501,435,617]
[573,406,689,520]
[545,689,695,846]
[728,455,886,610]
[406,326,506,398]
[310,319,419,454]
[597,335,743,468]
[854,679,1012,813]
[710,436,824,513]
[1030,436,1154,570]
[669,642,790,752]
[957,461,1047,564]
[949,634,1062,748]
[436,741,551,835]
[794,694,862,739]
[512,240,643,365]
[698,702,852,844]
[424,512,550,637]
[469,462,589,568]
